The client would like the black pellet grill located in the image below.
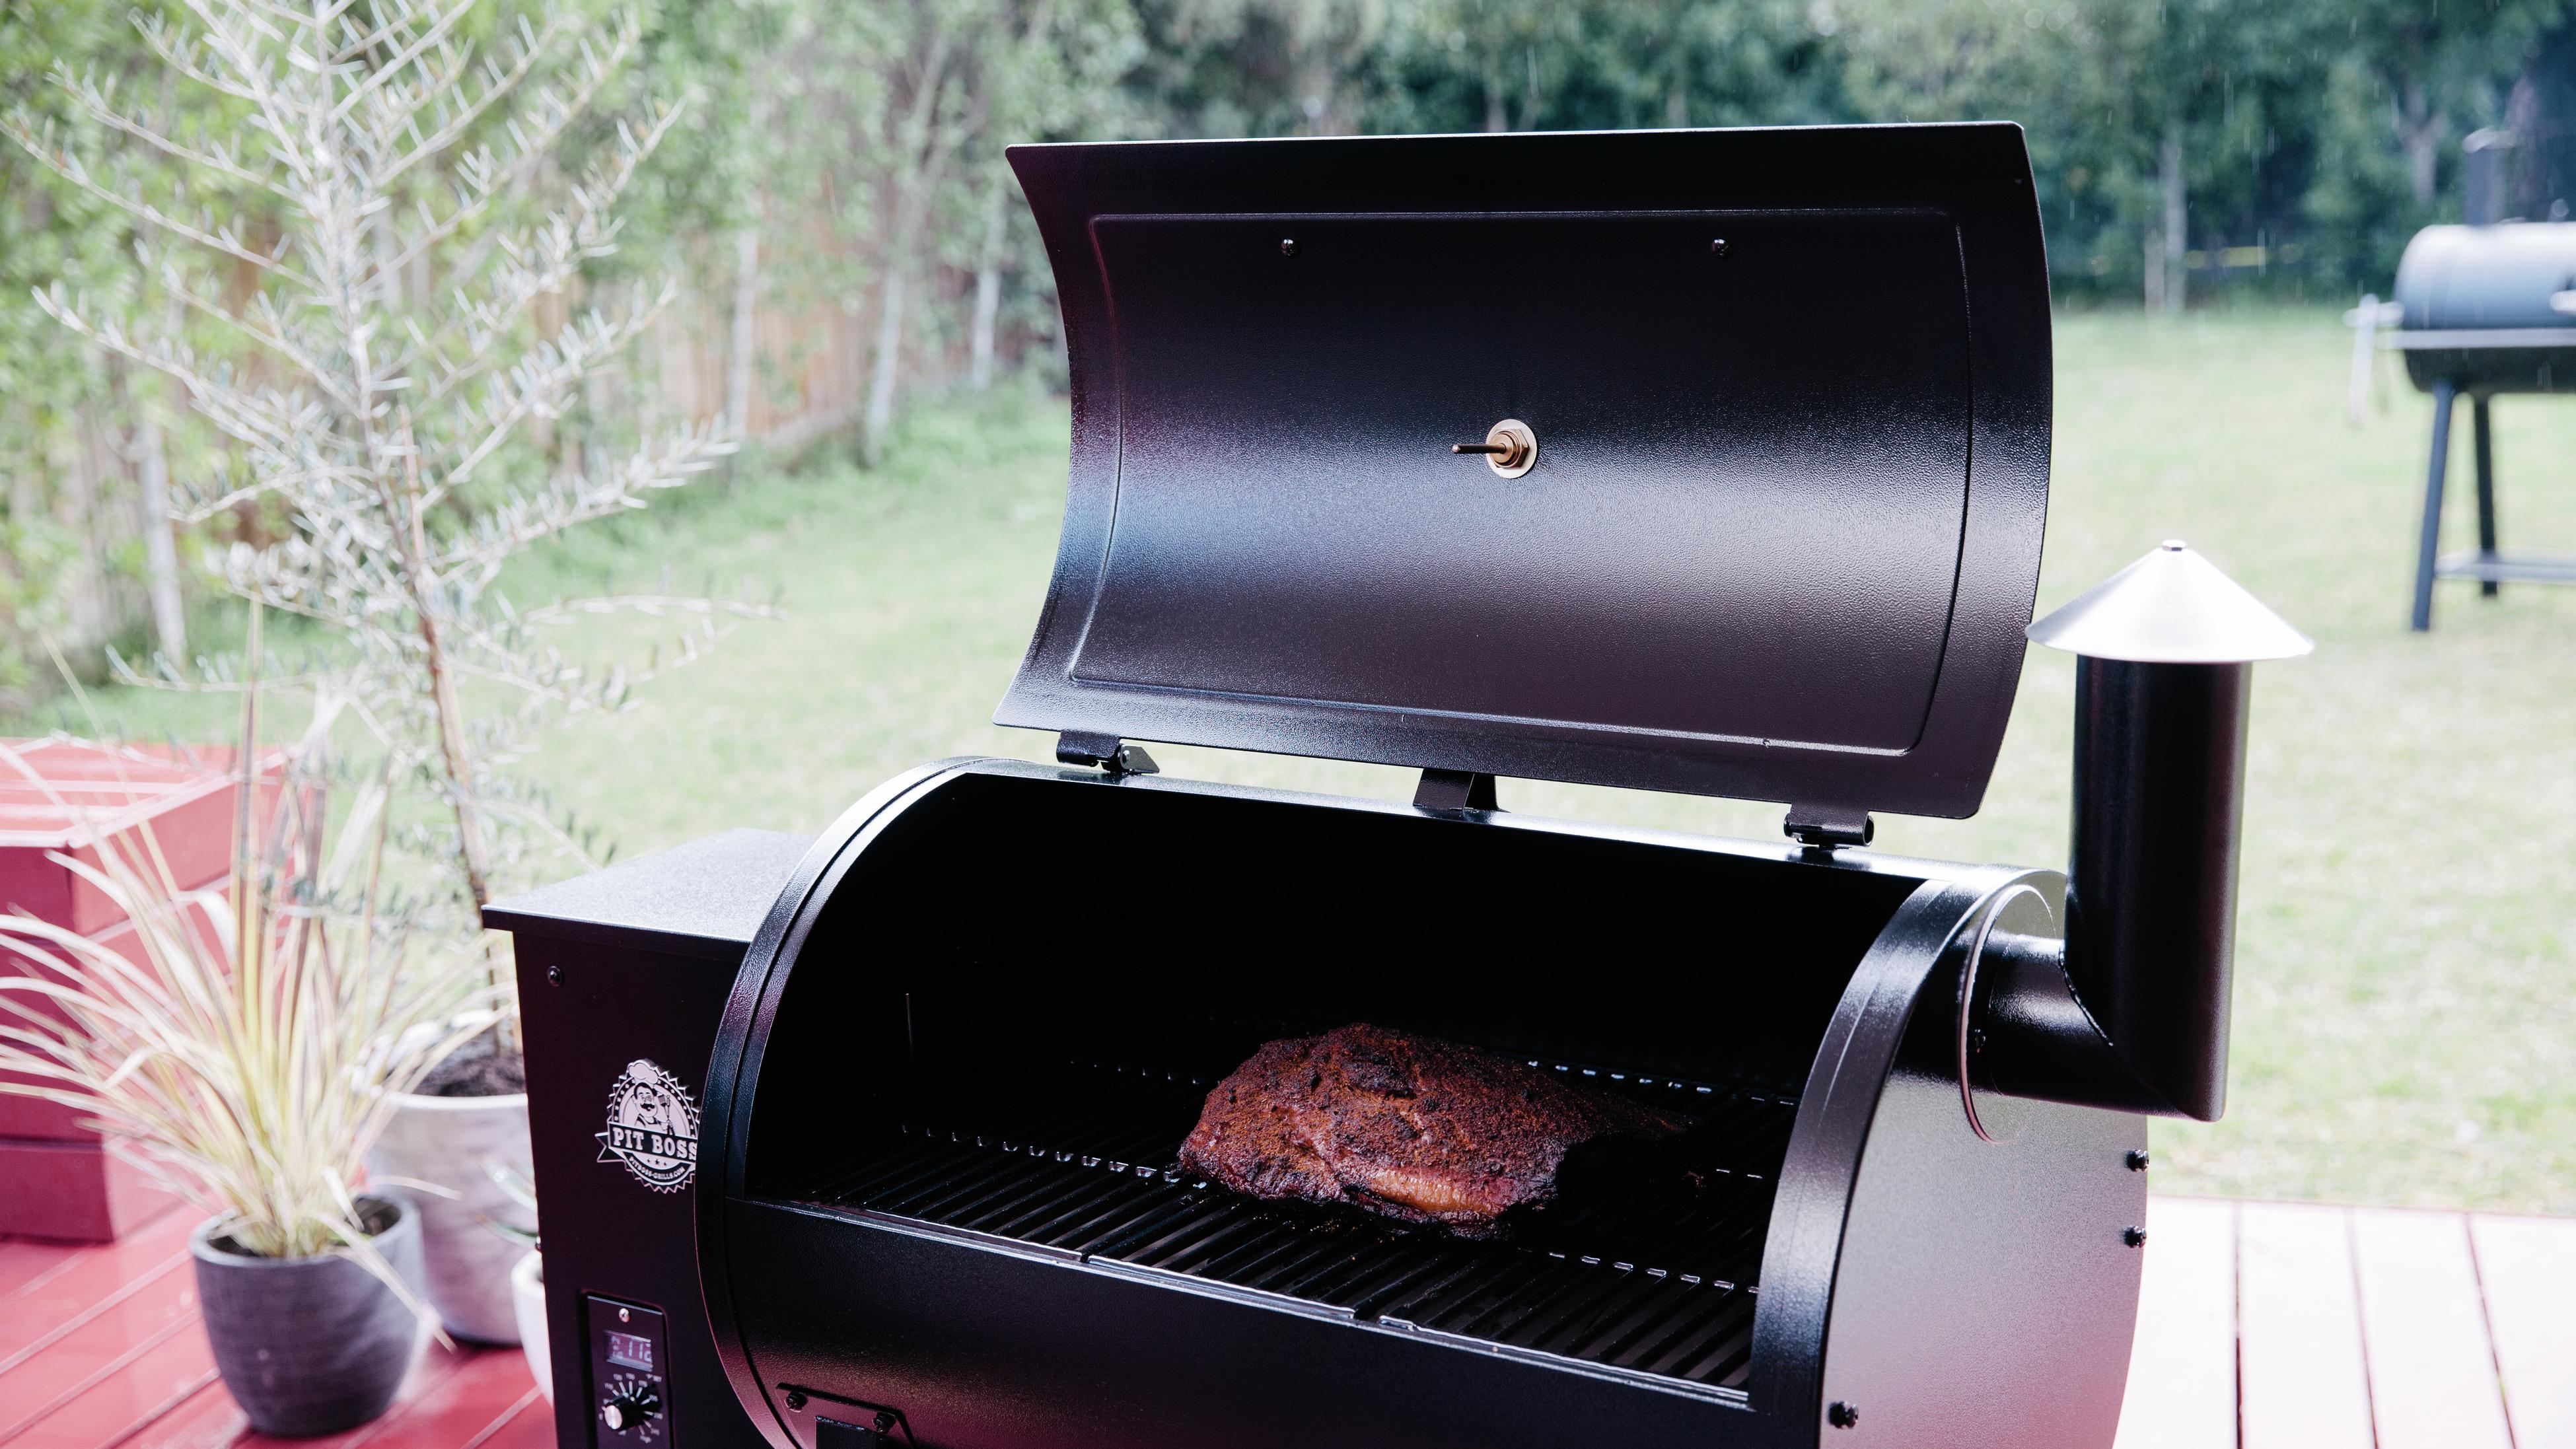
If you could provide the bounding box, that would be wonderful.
[489,124,2308,1449]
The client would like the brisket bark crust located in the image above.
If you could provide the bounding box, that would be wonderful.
[1178,1024,1688,1236]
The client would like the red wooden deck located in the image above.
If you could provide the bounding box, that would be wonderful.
[5,1195,2570,1449]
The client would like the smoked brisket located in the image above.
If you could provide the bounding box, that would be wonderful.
[1177,1024,1689,1235]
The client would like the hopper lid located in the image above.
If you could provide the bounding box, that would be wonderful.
[2026,542,2312,663]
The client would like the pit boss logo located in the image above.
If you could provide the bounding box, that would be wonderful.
[598,1059,699,1193]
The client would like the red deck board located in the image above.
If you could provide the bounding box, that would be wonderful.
[0,1254,190,1379]
[0,1239,90,1306]
[456,1396,547,1449]
[5,1327,215,1449]
[96,1383,239,1449]
[310,1344,534,1449]
[10,1194,2576,1449]
[114,1339,484,1449]
[0,1211,194,1365]
[0,1256,202,1440]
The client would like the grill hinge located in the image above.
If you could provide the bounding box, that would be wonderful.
[1784,804,1874,853]
[1413,768,1500,812]
[1055,731,1160,776]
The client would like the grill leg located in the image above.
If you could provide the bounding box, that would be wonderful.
[2413,381,2455,632]
[2472,395,2499,598]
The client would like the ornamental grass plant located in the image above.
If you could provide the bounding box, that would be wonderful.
[0,618,501,1285]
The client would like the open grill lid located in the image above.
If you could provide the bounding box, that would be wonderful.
[999,124,2052,819]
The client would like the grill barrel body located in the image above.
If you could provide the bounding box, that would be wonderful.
[2394,222,2576,393]
[670,762,2141,1449]
[490,777,2153,1449]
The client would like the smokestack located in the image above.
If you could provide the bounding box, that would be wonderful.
[1978,542,2310,1121]
[2464,129,2516,227]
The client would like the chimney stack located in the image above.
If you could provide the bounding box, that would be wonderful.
[1978,542,2310,1121]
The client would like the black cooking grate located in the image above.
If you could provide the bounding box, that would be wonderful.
[793,1056,1797,1395]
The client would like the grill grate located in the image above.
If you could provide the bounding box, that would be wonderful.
[793,1057,1796,1394]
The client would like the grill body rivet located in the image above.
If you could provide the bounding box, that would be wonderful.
[1828,1400,1860,1428]
[2126,1149,2151,1172]
[1711,237,1733,257]
[1279,238,1299,257]
[2123,1226,2148,1248]
[784,1391,807,1411]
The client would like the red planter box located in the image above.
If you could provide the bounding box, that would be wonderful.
[0,739,254,937]
[1,740,277,1241]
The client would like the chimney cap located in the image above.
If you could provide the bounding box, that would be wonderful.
[2026,541,2313,663]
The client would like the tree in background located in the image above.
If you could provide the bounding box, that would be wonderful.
[2307,0,2566,283]
[7,0,753,916]
[9,0,2576,704]
[1,3,205,703]
[1127,0,1391,137]
[1358,0,1840,134]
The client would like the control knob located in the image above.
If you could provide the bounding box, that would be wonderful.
[600,1382,662,1433]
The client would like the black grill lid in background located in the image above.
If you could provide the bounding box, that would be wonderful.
[999,124,2053,820]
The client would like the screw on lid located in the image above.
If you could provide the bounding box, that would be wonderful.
[2025,541,2312,664]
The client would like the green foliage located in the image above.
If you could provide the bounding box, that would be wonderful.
[1,2,146,701]
[1357,0,1845,134]
[7,0,2573,721]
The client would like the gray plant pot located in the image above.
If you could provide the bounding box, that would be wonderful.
[369,1089,533,1343]
[191,1195,425,1437]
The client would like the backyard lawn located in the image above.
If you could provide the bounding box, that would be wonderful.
[19,306,2576,1215]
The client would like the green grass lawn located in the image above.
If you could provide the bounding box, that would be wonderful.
[20,306,2576,1214]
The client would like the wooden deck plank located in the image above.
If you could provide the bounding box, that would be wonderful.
[2,1313,213,1449]
[2472,1212,2576,1449]
[464,1397,552,1449]
[115,1339,484,1449]
[0,1214,195,1368]
[454,1394,544,1449]
[309,1346,532,1449]
[7,1193,2569,1449]
[0,1256,192,1378]
[2236,1202,2373,1449]
[98,1384,238,1449]
[0,1255,201,1438]
[0,1240,89,1305]
[2351,1208,2512,1449]
[2114,1197,2238,1449]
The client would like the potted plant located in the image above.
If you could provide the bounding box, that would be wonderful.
[369,1026,535,1343]
[9,0,760,1346]
[0,668,504,1437]
[483,1160,551,1401]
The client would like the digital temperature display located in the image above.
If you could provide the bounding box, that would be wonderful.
[606,1331,655,1372]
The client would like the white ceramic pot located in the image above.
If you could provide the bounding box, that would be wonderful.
[513,1250,552,1401]
[369,1090,534,1343]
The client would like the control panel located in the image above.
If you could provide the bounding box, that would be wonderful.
[587,1295,669,1449]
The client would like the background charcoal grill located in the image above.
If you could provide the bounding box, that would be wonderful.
[2389,218,2576,627]
[490,123,2305,1449]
